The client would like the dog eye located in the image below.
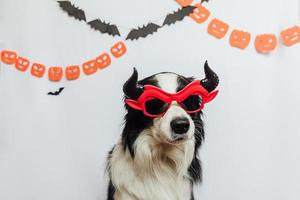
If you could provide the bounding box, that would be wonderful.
[180,95,202,111]
[145,98,168,115]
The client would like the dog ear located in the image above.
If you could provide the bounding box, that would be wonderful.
[200,61,219,92]
[123,68,144,99]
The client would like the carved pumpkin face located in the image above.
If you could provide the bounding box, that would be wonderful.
[66,65,80,80]
[82,60,97,75]
[229,30,251,49]
[15,57,30,72]
[189,3,210,24]
[280,26,300,46]
[48,67,63,81]
[111,42,127,58]
[1,50,17,64]
[96,53,111,69]
[176,0,193,7]
[207,18,229,39]
[255,34,277,53]
[31,63,46,78]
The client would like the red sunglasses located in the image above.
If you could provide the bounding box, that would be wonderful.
[125,80,218,117]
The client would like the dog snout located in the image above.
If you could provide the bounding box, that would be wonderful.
[170,117,190,134]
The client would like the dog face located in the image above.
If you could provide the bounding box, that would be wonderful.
[122,62,219,157]
[141,72,197,144]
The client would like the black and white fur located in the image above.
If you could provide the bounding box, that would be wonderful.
[106,62,219,200]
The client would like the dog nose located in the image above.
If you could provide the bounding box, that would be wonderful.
[171,118,190,134]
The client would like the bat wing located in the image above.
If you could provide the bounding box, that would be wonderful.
[126,23,161,40]
[107,24,121,36]
[58,1,86,21]
[88,19,120,36]
[75,9,86,21]
[126,29,140,40]
[47,87,64,96]
[163,6,195,26]
[58,87,65,94]
[145,23,161,36]
[88,19,105,32]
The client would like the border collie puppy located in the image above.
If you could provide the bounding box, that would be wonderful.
[106,62,219,200]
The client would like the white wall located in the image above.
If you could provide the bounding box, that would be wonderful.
[0,0,300,199]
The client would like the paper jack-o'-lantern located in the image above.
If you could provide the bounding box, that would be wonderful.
[229,30,251,49]
[281,26,300,46]
[48,67,63,81]
[31,63,46,78]
[207,18,229,39]
[111,42,127,58]
[96,53,111,69]
[82,60,98,75]
[15,57,30,72]
[1,50,17,64]
[176,0,193,7]
[190,3,210,24]
[66,65,80,80]
[255,34,277,53]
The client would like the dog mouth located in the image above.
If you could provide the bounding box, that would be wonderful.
[166,134,189,144]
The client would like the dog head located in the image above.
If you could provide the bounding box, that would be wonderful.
[122,61,219,157]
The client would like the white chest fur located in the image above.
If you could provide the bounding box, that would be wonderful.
[108,134,195,200]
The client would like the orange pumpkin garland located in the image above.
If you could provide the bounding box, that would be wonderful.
[111,42,127,58]
[0,1,300,83]
[0,41,127,82]
[31,63,46,78]
[207,18,229,39]
[189,3,210,24]
[82,59,98,75]
[96,53,111,69]
[66,65,80,80]
[255,34,277,53]
[187,2,299,53]
[280,26,300,47]
[1,50,17,64]
[15,57,30,72]
[176,0,193,7]
[229,30,251,49]
[48,67,63,81]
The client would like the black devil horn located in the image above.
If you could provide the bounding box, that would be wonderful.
[123,68,144,99]
[200,61,219,92]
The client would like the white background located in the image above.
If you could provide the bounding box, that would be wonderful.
[0,0,300,199]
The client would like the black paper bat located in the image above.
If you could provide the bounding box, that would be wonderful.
[201,0,210,3]
[88,19,120,36]
[47,87,64,96]
[126,23,161,40]
[58,1,86,21]
[163,6,195,26]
